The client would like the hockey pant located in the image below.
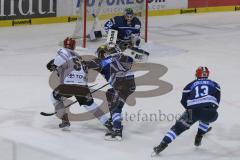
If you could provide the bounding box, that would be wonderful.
[51,84,108,124]
[162,107,218,144]
[106,77,136,129]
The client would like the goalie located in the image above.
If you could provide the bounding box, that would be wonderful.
[104,7,142,51]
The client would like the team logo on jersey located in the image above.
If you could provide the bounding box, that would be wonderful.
[125,30,133,38]
[68,74,75,78]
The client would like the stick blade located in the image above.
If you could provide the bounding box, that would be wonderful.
[40,112,56,116]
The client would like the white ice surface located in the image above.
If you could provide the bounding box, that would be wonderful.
[0,12,240,160]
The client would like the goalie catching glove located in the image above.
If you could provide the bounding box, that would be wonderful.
[117,33,141,52]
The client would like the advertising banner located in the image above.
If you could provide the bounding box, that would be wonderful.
[188,0,240,8]
[0,0,57,20]
[149,0,188,10]
[64,0,188,16]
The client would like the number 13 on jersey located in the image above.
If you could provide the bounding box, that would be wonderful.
[195,85,209,98]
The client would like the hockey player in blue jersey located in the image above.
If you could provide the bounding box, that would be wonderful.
[104,8,142,51]
[153,66,221,155]
[85,43,136,140]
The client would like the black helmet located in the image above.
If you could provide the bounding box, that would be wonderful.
[96,43,121,59]
[124,7,134,16]
[124,8,134,24]
[96,44,108,59]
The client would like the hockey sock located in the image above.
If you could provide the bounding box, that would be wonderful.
[197,121,210,135]
[162,129,177,144]
[112,113,122,129]
[83,102,109,125]
[50,92,66,118]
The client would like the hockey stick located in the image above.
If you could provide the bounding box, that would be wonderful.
[40,83,110,116]
[130,47,150,56]
[123,46,150,63]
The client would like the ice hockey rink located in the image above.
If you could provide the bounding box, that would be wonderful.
[0,11,240,160]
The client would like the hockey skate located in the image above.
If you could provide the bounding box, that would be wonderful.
[194,127,212,146]
[104,128,122,141]
[206,126,212,133]
[152,142,168,156]
[59,121,70,129]
[194,134,203,146]
[104,119,113,132]
[59,114,70,131]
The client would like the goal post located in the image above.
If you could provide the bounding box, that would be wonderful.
[71,0,148,49]
[145,0,148,43]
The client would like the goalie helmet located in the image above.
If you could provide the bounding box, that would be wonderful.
[195,66,209,79]
[63,37,76,50]
[124,8,134,24]
[124,7,134,16]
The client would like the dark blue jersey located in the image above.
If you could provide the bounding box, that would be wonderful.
[85,54,134,86]
[100,56,114,81]
[99,54,134,86]
[181,78,221,109]
[104,16,141,41]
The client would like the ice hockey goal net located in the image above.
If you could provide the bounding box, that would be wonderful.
[71,0,148,49]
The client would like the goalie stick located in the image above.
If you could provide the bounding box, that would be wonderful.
[124,46,150,62]
[116,39,150,62]
[40,83,109,116]
[130,47,150,56]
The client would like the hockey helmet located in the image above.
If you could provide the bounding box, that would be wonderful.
[124,8,134,23]
[195,66,209,79]
[96,44,109,59]
[96,44,118,59]
[64,37,76,50]
[124,7,134,16]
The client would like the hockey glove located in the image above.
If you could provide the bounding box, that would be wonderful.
[131,33,141,48]
[46,59,57,72]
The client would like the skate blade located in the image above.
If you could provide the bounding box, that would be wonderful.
[104,136,122,141]
[151,151,160,157]
[194,142,201,147]
[61,126,71,131]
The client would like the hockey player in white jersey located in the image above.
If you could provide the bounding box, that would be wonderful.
[46,37,109,130]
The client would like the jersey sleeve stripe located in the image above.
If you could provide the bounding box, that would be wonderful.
[183,90,191,93]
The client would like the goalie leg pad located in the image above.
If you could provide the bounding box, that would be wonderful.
[87,31,103,41]
[131,34,141,48]
[94,31,102,38]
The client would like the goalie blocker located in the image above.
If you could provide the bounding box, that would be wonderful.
[106,29,149,62]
